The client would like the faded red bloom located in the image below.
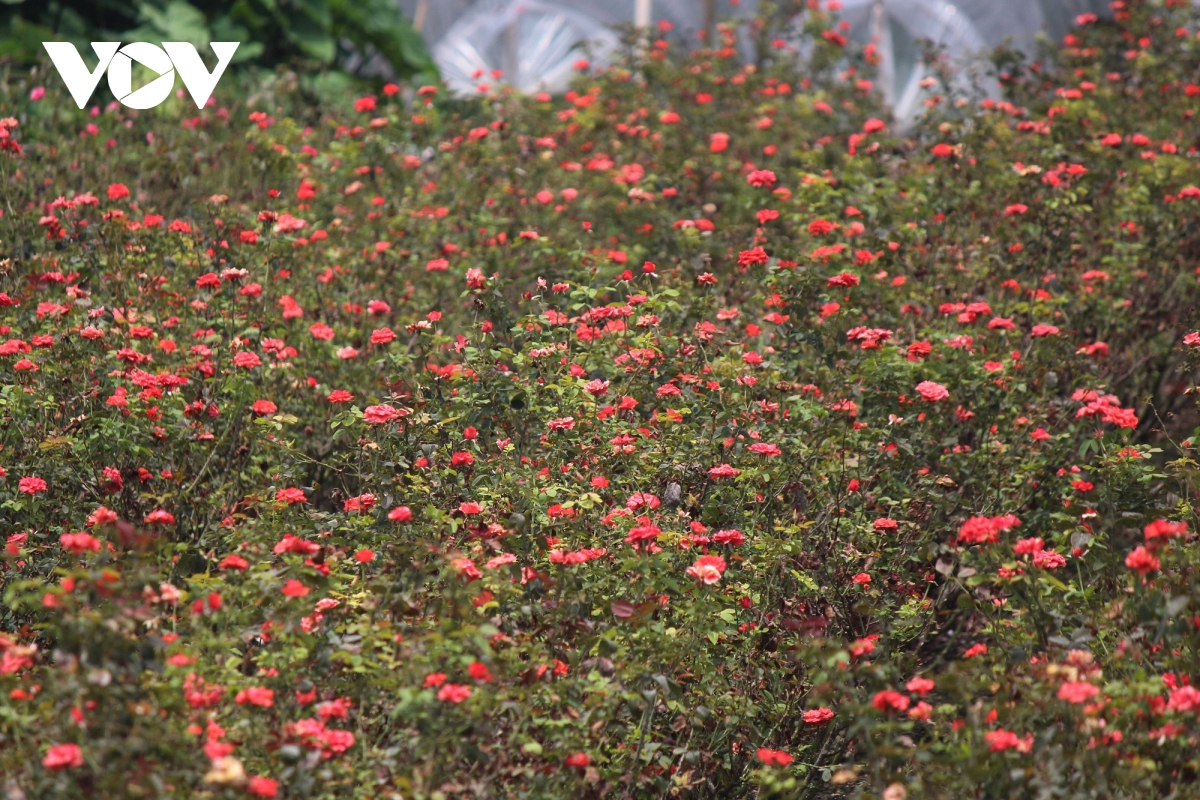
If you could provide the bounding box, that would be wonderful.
[687,554,727,584]
[281,579,311,598]
[872,690,910,714]
[343,493,376,513]
[737,246,769,267]
[1125,546,1160,575]
[985,729,1033,753]
[275,533,319,555]
[247,777,279,798]
[1013,537,1044,556]
[1057,681,1100,704]
[746,169,777,188]
[713,529,745,546]
[60,532,101,554]
[18,476,47,494]
[232,351,261,369]
[1033,549,1067,569]
[363,404,405,424]
[369,327,396,346]
[276,487,307,504]
[235,686,275,707]
[908,701,933,721]
[957,514,1021,545]
[907,341,932,361]
[849,638,876,657]
[43,743,84,770]
[437,683,471,703]
[802,707,835,725]
[915,381,949,402]
[1144,519,1188,544]
[756,748,793,767]
[468,661,493,682]
[808,218,837,236]
[625,517,662,547]
[1167,685,1200,713]
[451,556,480,582]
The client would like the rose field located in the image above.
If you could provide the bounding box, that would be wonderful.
[2,1,1200,797]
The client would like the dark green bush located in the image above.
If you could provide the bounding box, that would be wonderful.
[0,0,434,84]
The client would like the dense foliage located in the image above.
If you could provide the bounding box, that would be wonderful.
[1,1,1200,797]
[1,0,434,87]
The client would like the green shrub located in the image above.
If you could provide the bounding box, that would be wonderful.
[0,2,1199,798]
[0,0,434,85]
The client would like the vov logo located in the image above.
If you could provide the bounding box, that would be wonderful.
[42,42,239,110]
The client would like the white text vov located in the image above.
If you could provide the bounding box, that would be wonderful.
[42,42,240,109]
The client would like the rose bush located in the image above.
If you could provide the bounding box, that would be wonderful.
[1,1,1200,798]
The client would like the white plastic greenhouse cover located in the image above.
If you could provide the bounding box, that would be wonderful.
[833,0,997,126]
[833,0,1117,125]
[427,1,622,95]
[401,0,1120,109]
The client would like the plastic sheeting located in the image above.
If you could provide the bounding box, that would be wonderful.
[833,0,997,126]
[428,0,624,95]
[831,0,1116,125]
[417,0,762,96]
[406,0,1124,109]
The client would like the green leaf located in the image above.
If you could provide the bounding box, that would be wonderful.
[131,0,211,47]
[1040,574,1070,592]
